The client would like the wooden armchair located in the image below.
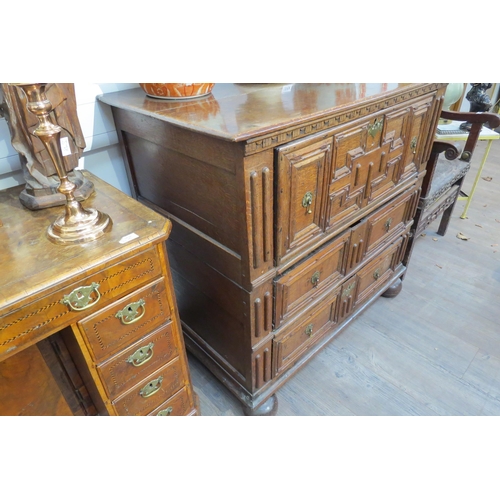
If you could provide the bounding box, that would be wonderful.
[404,109,500,264]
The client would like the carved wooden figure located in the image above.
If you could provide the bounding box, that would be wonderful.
[0,83,93,209]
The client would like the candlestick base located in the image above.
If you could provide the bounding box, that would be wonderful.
[47,207,112,245]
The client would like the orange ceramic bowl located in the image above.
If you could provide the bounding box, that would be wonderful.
[139,83,214,100]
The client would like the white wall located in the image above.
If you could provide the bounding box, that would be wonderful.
[0,83,139,195]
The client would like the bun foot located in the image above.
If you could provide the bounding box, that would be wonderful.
[243,394,278,416]
[382,278,403,298]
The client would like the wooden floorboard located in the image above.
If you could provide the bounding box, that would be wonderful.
[187,138,500,416]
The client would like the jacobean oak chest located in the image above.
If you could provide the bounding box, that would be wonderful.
[99,83,446,415]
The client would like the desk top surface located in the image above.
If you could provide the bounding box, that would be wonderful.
[98,83,444,142]
[0,172,169,312]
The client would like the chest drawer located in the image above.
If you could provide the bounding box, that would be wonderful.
[97,321,178,400]
[0,246,164,361]
[355,235,407,306]
[273,291,339,376]
[274,186,416,329]
[344,186,416,274]
[113,357,184,416]
[274,95,433,267]
[79,277,172,362]
[364,186,418,257]
[274,231,349,328]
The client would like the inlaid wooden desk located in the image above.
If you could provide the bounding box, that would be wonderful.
[0,172,199,416]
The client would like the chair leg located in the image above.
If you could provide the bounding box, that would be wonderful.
[437,200,455,236]
[437,179,465,236]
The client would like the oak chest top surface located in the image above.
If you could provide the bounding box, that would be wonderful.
[0,172,170,313]
[98,83,442,142]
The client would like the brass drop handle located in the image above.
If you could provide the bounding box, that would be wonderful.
[384,217,393,232]
[127,342,154,367]
[311,271,321,287]
[157,407,173,416]
[373,269,380,280]
[139,375,163,398]
[305,323,314,337]
[115,298,146,325]
[61,282,101,311]
[411,136,418,154]
[302,191,313,214]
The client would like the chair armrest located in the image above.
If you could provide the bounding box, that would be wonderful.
[440,110,500,160]
[440,110,500,128]
[431,140,460,161]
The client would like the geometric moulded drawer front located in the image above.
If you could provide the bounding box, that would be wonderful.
[272,290,339,376]
[355,235,407,306]
[275,136,332,265]
[274,230,349,328]
[364,186,418,257]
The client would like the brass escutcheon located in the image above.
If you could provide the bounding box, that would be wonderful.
[305,324,314,337]
[411,136,418,154]
[368,117,384,138]
[61,282,100,311]
[342,282,355,297]
[302,191,313,214]
[384,217,393,232]
[157,407,173,416]
[115,298,146,325]
[127,342,154,367]
[373,269,381,280]
[139,375,163,398]
[311,271,321,287]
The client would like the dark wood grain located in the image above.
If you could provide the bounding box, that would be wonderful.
[188,139,500,415]
[100,84,447,414]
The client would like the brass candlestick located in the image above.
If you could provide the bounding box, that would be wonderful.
[11,83,111,245]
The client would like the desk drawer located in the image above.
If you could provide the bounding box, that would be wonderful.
[97,321,178,400]
[112,357,184,416]
[79,278,172,362]
[0,246,163,361]
[148,386,193,416]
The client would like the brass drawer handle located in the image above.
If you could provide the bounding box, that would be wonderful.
[115,298,146,325]
[61,282,101,311]
[311,271,321,287]
[302,191,313,214]
[139,375,163,398]
[384,217,393,232]
[157,407,173,416]
[127,342,154,367]
[373,269,380,280]
[305,323,314,337]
